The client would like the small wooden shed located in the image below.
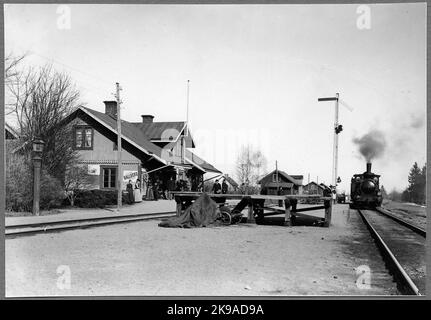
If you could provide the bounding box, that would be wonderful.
[258,170,303,195]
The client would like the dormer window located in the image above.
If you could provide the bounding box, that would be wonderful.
[75,126,93,150]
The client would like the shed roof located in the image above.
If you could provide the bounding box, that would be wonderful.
[304,181,326,190]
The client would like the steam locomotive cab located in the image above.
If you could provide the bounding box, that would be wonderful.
[350,163,383,209]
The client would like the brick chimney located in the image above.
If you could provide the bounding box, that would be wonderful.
[104,101,117,119]
[141,115,154,124]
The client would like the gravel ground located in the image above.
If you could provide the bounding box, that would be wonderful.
[6,204,399,297]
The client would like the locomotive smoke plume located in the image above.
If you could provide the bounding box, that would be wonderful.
[353,130,387,162]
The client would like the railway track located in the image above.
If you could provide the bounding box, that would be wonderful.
[5,211,176,238]
[357,209,426,295]
[375,207,426,237]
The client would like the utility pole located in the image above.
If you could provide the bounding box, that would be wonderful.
[116,82,123,212]
[318,93,342,193]
[181,80,190,167]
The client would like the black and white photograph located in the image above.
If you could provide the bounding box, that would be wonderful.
[2,2,427,298]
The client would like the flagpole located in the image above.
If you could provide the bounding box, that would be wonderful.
[186,79,190,137]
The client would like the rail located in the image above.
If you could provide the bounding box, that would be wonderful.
[357,209,421,295]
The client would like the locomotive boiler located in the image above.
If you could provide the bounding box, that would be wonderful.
[350,162,382,209]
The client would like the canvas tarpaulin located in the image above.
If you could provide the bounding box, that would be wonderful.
[158,193,223,228]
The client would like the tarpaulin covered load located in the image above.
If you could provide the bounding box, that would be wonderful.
[158,193,223,228]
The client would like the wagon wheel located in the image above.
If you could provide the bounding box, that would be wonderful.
[220,211,232,225]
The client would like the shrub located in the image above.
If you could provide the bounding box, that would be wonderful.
[64,165,93,206]
[6,152,33,212]
[72,189,128,208]
[5,151,65,212]
[40,170,65,210]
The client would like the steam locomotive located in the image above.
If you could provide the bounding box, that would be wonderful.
[349,162,382,209]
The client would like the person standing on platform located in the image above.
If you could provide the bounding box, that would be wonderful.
[134,179,142,202]
[153,180,159,201]
[146,180,154,201]
[277,186,284,207]
[159,180,166,199]
[212,179,222,194]
[167,177,175,200]
[126,180,135,204]
[221,179,228,194]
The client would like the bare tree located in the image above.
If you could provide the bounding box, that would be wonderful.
[5,52,27,81]
[5,52,27,116]
[251,150,267,182]
[236,145,268,194]
[7,64,81,182]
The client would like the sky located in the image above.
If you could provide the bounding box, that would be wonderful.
[4,3,427,193]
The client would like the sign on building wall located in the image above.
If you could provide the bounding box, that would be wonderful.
[87,164,100,175]
[123,170,139,182]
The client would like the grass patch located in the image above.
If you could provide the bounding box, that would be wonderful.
[383,200,426,217]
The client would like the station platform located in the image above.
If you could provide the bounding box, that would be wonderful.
[5,200,177,228]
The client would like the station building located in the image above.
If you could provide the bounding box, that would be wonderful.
[63,100,221,193]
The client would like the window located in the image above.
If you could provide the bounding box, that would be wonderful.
[102,167,117,188]
[272,174,279,183]
[75,126,93,150]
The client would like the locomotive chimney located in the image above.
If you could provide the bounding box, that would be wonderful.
[366,162,372,173]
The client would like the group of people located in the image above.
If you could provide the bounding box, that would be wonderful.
[125,179,142,204]
[211,178,229,194]
[145,176,194,201]
[125,176,231,204]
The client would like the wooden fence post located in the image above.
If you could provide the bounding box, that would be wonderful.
[324,199,332,227]
[284,197,291,226]
[175,196,182,217]
[247,198,255,223]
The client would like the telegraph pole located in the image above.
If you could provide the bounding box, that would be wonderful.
[116,82,123,212]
